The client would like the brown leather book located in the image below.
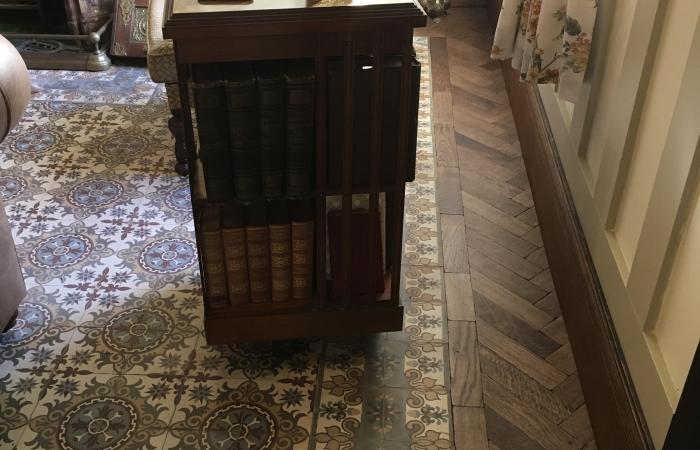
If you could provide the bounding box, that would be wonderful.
[268,200,292,302]
[200,206,229,308]
[290,200,315,301]
[245,201,271,303]
[328,209,384,299]
[221,204,250,305]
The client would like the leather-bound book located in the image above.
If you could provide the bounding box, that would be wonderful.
[285,60,315,196]
[223,62,261,202]
[245,201,271,303]
[268,199,292,302]
[200,206,229,308]
[328,209,384,299]
[221,204,249,305]
[192,64,234,202]
[256,61,286,198]
[327,55,421,188]
[290,199,314,301]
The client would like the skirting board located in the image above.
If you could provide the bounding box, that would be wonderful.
[497,65,654,449]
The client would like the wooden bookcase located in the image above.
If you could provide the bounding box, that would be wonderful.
[163,0,426,343]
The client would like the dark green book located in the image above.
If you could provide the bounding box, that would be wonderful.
[256,61,286,198]
[223,62,261,202]
[285,60,315,197]
[192,64,234,202]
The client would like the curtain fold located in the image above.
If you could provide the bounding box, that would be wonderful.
[491,0,597,102]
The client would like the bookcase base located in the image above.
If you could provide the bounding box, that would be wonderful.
[203,304,404,343]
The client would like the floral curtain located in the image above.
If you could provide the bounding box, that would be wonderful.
[491,0,598,102]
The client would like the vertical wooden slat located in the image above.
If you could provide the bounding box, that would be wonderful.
[175,57,209,302]
[314,34,328,307]
[341,32,355,306]
[367,31,384,304]
[390,29,413,304]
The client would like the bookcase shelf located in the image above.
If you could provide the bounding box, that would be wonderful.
[163,0,426,343]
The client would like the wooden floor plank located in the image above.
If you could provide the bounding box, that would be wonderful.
[454,406,490,450]
[433,90,455,126]
[522,226,544,246]
[484,406,546,450]
[517,207,540,227]
[438,166,464,214]
[471,271,552,329]
[477,321,567,389]
[541,317,569,345]
[554,374,587,411]
[445,272,476,321]
[483,377,582,450]
[449,320,483,406]
[461,170,528,216]
[546,343,577,375]
[560,405,595,445]
[441,214,469,273]
[480,346,572,424]
[463,210,538,258]
[468,232,542,279]
[430,37,452,93]
[530,269,554,291]
[513,189,534,207]
[535,292,562,318]
[474,292,561,359]
[435,123,459,167]
[469,247,548,303]
[462,191,532,237]
[526,247,549,269]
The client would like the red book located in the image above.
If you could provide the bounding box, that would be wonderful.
[328,209,384,299]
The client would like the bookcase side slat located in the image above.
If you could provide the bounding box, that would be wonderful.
[314,34,328,309]
[367,31,384,306]
[390,30,413,306]
[340,33,355,307]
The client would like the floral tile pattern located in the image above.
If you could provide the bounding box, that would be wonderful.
[0,37,451,449]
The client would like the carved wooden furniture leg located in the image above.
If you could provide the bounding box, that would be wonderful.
[168,108,188,176]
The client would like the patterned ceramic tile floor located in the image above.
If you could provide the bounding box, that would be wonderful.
[0,38,453,449]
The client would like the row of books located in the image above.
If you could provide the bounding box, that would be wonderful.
[191,55,421,203]
[199,199,315,306]
[199,199,388,306]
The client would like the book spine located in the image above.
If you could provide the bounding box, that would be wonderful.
[269,223,292,302]
[193,79,234,202]
[257,64,286,198]
[246,224,271,303]
[285,63,315,196]
[199,208,229,308]
[221,227,249,305]
[291,219,314,301]
[225,73,261,201]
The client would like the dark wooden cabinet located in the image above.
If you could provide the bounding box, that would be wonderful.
[110,0,148,57]
[163,0,426,343]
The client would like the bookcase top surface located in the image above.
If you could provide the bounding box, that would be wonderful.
[164,0,425,36]
[172,0,417,14]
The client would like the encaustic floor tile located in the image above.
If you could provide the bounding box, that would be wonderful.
[19,373,177,450]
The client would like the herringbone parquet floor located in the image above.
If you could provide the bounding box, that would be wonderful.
[418,8,598,450]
